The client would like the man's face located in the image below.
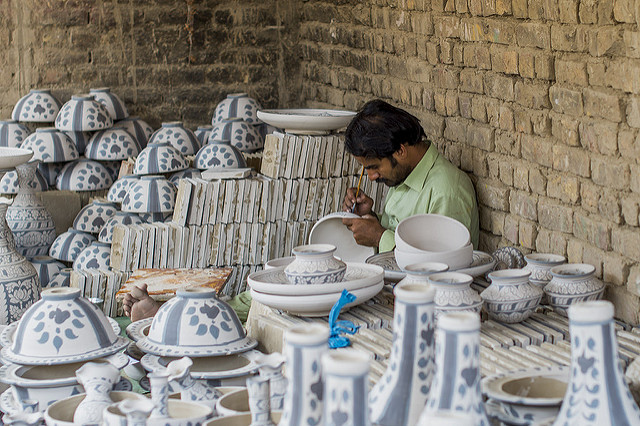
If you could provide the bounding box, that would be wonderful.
[355,154,412,187]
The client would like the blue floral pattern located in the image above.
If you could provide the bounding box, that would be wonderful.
[115,117,153,149]
[73,201,118,234]
[107,175,140,203]
[89,88,129,120]
[209,118,262,152]
[0,169,47,195]
[73,242,111,271]
[194,141,247,170]
[121,176,176,213]
[0,120,31,148]
[168,168,202,186]
[49,228,96,262]
[99,212,143,243]
[134,142,188,175]
[212,93,262,124]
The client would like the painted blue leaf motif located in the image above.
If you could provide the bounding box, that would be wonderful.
[578,352,595,373]
[34,322,45,332]
[195,324,207,335]
[310,377,323,401]
[221,311,231,322]
[34,312,45,320]
[209,325,219,338]
[38,332,49,344]
[189,316,198,326]
[200,304,219,320]
[65,329,78,339]
[220,322,231,332]
[49,308,71,324]
[53,336,63,352]
[461,367,478,386]
[331,410,348,426]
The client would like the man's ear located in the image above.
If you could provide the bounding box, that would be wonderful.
[393,143,408,162]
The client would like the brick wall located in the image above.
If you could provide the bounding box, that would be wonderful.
[297,0,640,323]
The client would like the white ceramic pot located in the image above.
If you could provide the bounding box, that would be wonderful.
[523,253,566,288]
[73,241,111,271]
[20,128,79,163]
[284,244,347,285]
[12,89,62,123]
[85,127,140,160]
[55,94,113,132]
[217,388,249,417]
[427,272,482,319]
[322,349,370,426]
[213,93,262,125]
[115,117,153,149]
[395,243,473,271]
[73,200,118,234]
[89,88,129,121]
[395,214,470,254]
[149,122,201,156]
[73,362,122,424]
[107,175,140,203]
[482,269,543,323]
[134,142,188,175]
[0,120,31,148]
[544,263,605,316]
[44,391,147,426]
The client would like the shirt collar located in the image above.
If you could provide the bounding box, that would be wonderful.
[401,144,438,191]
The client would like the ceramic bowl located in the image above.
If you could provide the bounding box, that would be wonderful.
[107,175,140,203]
[0,147,33,170]
[427,272,482,318]
[49,228,96,262]
[395,243,474,271]
[195,140,247,169]
[216,388,249,417]
[284,244,347,285]
[30,255,65,288]
[63,131,91,155]
[139,212,173,223]
[103,398,212,426]
[85,127,140,160]
[256,122,281,141]
[99,212,143,243]
[139,350,262,380]
[137,287,258,357]
[115,117,153,149]
[149,122,201,155]
[0,120,31,148]
[56,159,114,191]
[209,118,262,153]
[73,200,119,234]
[264,256,295,270]
[54,94,113,132]
[0,167,48,194]
[12,89,62,123]
[122,175,176,213]
[20,128,79,163]
[213,93,262,125]
[205,412,282,426]
[523,253,566,289]
[48,268,72,288]
[169,168,202,186]
[194,125,213,146]
[73,241,111,271]
[256,109,356,134]
[37,162,63,187]
[395,213,470,254]
[0,287,129,365]
[544,263,605,315]
[44,391,147,426]
[134,142,188,175]
[309,212,375,263]
[89,88,129,121]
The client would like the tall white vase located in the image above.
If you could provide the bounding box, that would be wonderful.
[369,281,436,426]
[322,349,370,426]
[553,301,640,425]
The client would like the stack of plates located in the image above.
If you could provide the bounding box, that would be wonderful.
[248,262,384,316]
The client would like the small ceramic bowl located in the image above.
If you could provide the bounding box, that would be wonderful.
[63,131,91,155]
[20,128,79,163]
[395,243,473,271]
[149,122,201,155]
[30,256,65,288]
[0,168,48,194]
[195,140,247,170]
[395,213,471,254]
[73,241,111,271]
[12,89,62,123]
[194,125,213,146]
[134,142,188,175]
[209,118,262,153]
[37,162,63,187]
[73,200,118,234]
[48,268,72,288]
[122,175,176,213]
[107,175,140,203]
[115,117,153,149]
[0,287,129,365]
[44,391,147,426]
[49,228,96,262]
[89,88,129,121]
[0,120,31,148]
[54,94,113,132]
[212,93,262,125]
[56,159,113,191]
[99,212,143,243]
[85,127,140,160]
[169,168,202,187]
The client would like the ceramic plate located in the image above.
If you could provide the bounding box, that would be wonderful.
[140,349,262,380]
[256,109,356,134]
[248,263,383,296]
[126,318,152,343]
[0,147,33,170]
[482,366,569,406]
[309,212,375,263]
[250,281,383,317]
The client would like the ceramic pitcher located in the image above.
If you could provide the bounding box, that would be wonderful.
[322,349,370,426]
[74,361,122,424]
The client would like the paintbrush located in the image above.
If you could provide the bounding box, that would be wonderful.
[351,166,364,214]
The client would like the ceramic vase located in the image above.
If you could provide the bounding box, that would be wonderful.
[149,371,170,418]
[255,353,287,411]
[427,272,482,319]
[163,357,222,410]
[553,301,640,425]
[369,282,436,426]
[279,323,329,426]
[73,361,121,424]
[544,263,605,316]
[419,312,489,426]
[482,269,543,323]
[6,162,56,257]
[322,349,370,426]
[284,244,347,285]
[247,375,274,426]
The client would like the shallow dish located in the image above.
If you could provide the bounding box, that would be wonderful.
[0,147,33,170]
[256,109,356,134]
[309,212,375,263]
[140,350,262,379]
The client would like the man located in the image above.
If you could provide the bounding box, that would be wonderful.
[341,99,479,252]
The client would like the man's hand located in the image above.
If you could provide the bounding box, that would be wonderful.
[342,214,385,247]
[342,187,374,216]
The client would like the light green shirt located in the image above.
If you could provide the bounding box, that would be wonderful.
[378,144,479,252]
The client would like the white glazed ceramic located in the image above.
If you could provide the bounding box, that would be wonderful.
[149,122,201,156]
[107,175,140,203]
[85,127,140,160]
[122,175,176,213]
[115,117,153,149]
[20,128,79,163]
[99,212,143,243]
[264,256,294,270]
[395,213,470,254]
[55,95,113,132]
[523,253,566,289]
[254,352,287,411]
[44,391,147,426]
[322,349,370,426]
[395,243,474,271]
[309,212,375,263]
[216,388,250,417]
[139,350,262,380]
[49,228,96,262]
[205,412,283,426]
[89,88,129,121]
[195,126,213,146]
[256,109,356,134]
[134,142,188,175]
[209,118,262,153]
[56,159,114,191]
[0,147,33,170]
[48,268,72,288]
[63,131,91,156]
[482,269,543,323]
[213,93,262,125]
[103,398,213,426]
[245,375,273,425]
[73,361,122,424]
[284,244,346,285]
[0,287,129,365]
[195,139,247,169]
[0,168,48,194]
[396,262,449,287]
[427,272,482,318]
[12,89,62,123]
[169,168,202,187]
[37,162,63,187]
[101,160,122,182]
[544,264,605,316]
[30,256,65,288]
[73,241,111,271]
[73,200,118,234]
[0,120,31,148]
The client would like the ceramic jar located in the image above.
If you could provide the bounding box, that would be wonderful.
[149,122,201,156]
[30,256,65,288]
[370,282,436,426]
[213,93,262,125]
[89,88,129,121]
[482,269,543,323]
[419,312,489,425]
[427,272,482,318]
[115,117,153,149]
[0,120,31,148]
[280,323,329,426]
[284,244,347,285]
[553,301,640,425]
[6,162,56,257]
[210,118,262,152]
[54,95,113,132]
[246,375,274,426]
[12,89,62,123]
[544,263,605,316]
[523,253,566,290]
[73,362,121,424]
[397,262,449,287]
[322,349,370,426]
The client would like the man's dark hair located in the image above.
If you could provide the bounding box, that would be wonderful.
[344,99,426,158]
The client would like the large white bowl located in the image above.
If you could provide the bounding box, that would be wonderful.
[134,142,188,175]
[395,213,470,254]
[256,109,356,134]
[121,175,176,214]
[309,212,375,263]
[148,122,201,156]
[395,242,473,271]
[0,147,33,170]
[89,87,129,121]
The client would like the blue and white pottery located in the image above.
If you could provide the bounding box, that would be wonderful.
[138,212,173,223]
[63,131,91,156]
[49,228,96,263]
[54,95,113,132]
[74,361,122,424]
[544,263,605,316]
[256,122,281,141]
[213,93,262,125]
[99,212,143,243]
[115,117,153,149]
[30,256,65,288]
[194,139,247,170]
[194,125,213,146]
[209,118,262,153]
[523,253,566,290]
[48,268,72,288]
[73,200,118,234]
[0,120,31,148]
[133,142,188,176]
[418,312,489,425]
[0,287,129,365]
[397,262,449,287]
[56,159,113,191]
[6,162,56,257]
[85,128,139,161]
[107,175,140,203]
[427,272,482,319]
[44,392,148,426]
[101,160,122,182]
[370,282,436,426]
[73,241,111,271]
[0,168,47,194]
[169,168,202,187]
[37,162,63,187]
[12,89,62,123]
[554,301,640,425]
[280,323,329,426]
[20,128,79,163]
[149,122,200,155]
[246,375,274,426]
[89,88,129,121]
[322,349,370,426]
[137,287,258,357]
[254,352,287,411]
[482,269,543,323]
[102,395,212,426]
[284,244,347,285]
[122,176,176,214]
[154,357,223,410]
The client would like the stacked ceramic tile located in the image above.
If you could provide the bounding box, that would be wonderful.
[69,268,131,317]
